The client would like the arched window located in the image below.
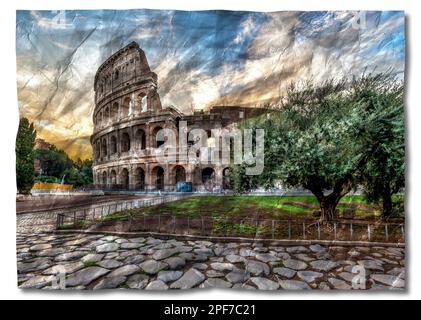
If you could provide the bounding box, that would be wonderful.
[121,97,131,118]
[114,70,119,80]
[111,102,119,121]
[222,167,231,190]
[135,129,146,150]
[153,126,164,148]
[110,136,117,154]
[173,165,186,185]
[102,171,108,185]
[110,170,117,185]
[101,138,107,157]
[202,167,215,191]
[152,166,165,190]
[134,167,145,190]
[121,132,131,152]
[96,140,101,159]
[120,168,129,189]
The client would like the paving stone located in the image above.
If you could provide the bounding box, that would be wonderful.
[309,244,326,253]
[279,280,311,290]
[338,272,356,283]
[225,269,250,284]
[357,260,384,272]
[245,260,270,276]
[286,246,309,253]
[201,278,232,288]
[120,242,143,249]
[328,278,352,290]
[93,276,126,290]
[152,248,179,260]
[294,254,315,262]
[239,248,256,257]
[107,264,139,277]
[123,254,145,265]
[139,260,168,274]
[387,267,405,278]
[319,282,331,290]
[170,268,205,289]
[145,280,168,290]
[297,271,323,283]
[37,248,67,257]
[283,259,308,270]
[17,259,51,273]
[42,261,84,275]
[55,251,87,262]
[273,267,296,279]
[194,248,214,256]
[310,260,338,272]
[255,253,279,263]
[192,263,208,270]
[232,283,256,290]
[97,259,123,269]
[96,243,120,253]
[129,237,146,243]
[370,274,405,288]
[206,270,224,278]
[65,267,110,287]
[225,255,246,263]
[19,275,55,289]
[163,257,186,270]
[81,254,104,264]
[158,271,183,283]
[250,277,279,290]
[210,262,235,272]
[29,244,52,251]
[126,274,149,289]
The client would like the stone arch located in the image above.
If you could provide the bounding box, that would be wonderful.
[152,126,164,148]
[222,167,231,190]
[152,166,165,190]
[102,171,108,185]
[96,140,101,159]
[138,92,147,113]
[121,132,131,152]
[121,96,131,118]
[134,167,145,190]
[110,135,117,154]
[202,167,215,191]
[104,106,110,122]
[101,138,107,157]
[111,102,119,121]
[110,170,117,186]
[135,129,146,150]
[172,165,186,186]
[120,168,129,189]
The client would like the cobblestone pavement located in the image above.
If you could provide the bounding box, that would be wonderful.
[17,232,405,290]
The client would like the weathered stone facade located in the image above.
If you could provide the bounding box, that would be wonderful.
[91,42,260,192]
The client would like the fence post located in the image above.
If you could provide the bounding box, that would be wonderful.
[173,216,176,234]
[187,216,190,235]
[303,221,306,240]
[317,222,321,240]
[271,220,275,240]
[385,224,389,242]
[334,222,337,240]
[201,216,205,236]
[158,215,161,233]
[367,224,371,241]
[350,222,353,240]
[288,220,291,239]
[401,224,405,238]
[255,219,259,238]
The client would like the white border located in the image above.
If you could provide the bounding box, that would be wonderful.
[1,0,419,300]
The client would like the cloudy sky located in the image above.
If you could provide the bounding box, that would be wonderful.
[16,10,405,160]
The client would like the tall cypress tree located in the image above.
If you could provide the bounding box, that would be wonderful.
[16,118,36,194]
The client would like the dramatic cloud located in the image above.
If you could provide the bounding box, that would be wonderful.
[16,10,405,160]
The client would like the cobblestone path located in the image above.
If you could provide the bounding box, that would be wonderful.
[17,232,405,290]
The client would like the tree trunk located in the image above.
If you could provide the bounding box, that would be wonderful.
[319,196,340,222]
[382,185,393,217]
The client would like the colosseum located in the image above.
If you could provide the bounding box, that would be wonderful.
[91,42,262,192]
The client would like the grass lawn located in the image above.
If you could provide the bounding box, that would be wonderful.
[102,194,403,222]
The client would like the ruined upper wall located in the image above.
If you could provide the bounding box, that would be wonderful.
[94,42,157,104]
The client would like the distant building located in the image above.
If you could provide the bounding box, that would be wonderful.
[91,42,264,192]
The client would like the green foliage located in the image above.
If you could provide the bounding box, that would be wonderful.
[34,148,93,187]
[16,118,36,194]
[34,175,60,183]
[232,73,405,220]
